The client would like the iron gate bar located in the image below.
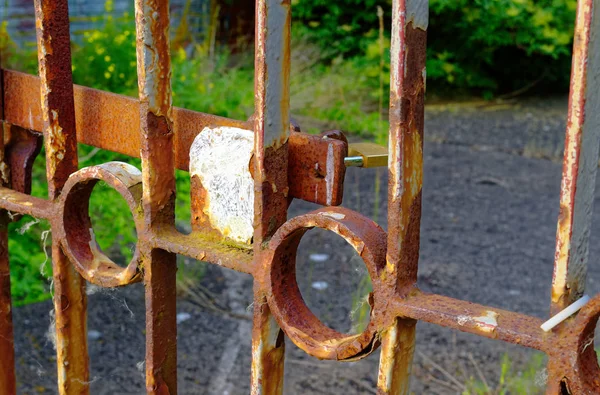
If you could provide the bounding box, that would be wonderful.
[0,49,15,394]
[0,0,599,393]
[250,0,291,392]
[377,0,427,392]
[549,0,600,391]
[133,0,179,392]
[33,0,89,393]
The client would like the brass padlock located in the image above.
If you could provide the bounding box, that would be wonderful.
[345,142,388,168]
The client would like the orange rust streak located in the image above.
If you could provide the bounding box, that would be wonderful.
[2,70,247,171]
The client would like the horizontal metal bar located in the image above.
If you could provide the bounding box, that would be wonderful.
[2,70,247,172]
[153,228,254,274]
[0,187,53,219]
[393,291,547,352]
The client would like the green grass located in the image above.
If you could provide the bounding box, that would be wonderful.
[463,353,547,395]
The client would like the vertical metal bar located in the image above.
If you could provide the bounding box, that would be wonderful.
[552,0,600,314]
[33,1,89,393]
[548,0,600,391]
[133,0,177,393]
[0,48,16,395]
[250,0,290,393]
[0,211,14,395]
[378,0,427,393]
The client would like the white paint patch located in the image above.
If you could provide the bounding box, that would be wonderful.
[473,311,498,333]
[319,211,345,220]
[325,143,334,205]
[190,126,254,244]
[96,161,142,187]
[406,0,429,30]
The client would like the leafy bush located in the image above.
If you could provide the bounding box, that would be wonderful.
[428,0,577,96]
[293,0,578,95]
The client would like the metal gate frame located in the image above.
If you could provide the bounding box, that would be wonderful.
[0,0,599,393]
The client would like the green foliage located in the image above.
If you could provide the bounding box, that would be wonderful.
[72,14,138,94]
[292,0,389,58]
[428,0,577,95]
[0,21,38,73]
[464,353,546,394]
[293,0,578,95]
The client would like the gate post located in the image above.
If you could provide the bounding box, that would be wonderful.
[34,1,89,393]
[250,0,291,393]
[548,0,600,391]
[378,0,428,393]
[0,54,16,393]
[133,0,179,393]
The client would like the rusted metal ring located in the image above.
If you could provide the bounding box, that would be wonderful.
[265,207,387,361]
[547,294,600,392]
[57,162,143,287]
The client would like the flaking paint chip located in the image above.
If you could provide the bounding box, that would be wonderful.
[189,126,254,244]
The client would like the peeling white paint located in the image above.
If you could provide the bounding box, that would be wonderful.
[325,143,334,205]
[190,126,254,244]
[319,211,345,220]
[457,311,498,333]
[473,311,498,333]
[97,161,142,187]
[135,0,172,118]
[406,0,429,30]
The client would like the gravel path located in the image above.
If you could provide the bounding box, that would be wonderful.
[14,97,600,394]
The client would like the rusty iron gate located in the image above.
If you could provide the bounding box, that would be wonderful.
[0,0,600,393]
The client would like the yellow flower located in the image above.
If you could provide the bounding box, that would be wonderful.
[104,72,111,79]
[119,73,125,79]
[108,64,115,72]
[104,55,111,62]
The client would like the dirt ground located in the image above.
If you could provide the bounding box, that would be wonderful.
[12,98,600,394]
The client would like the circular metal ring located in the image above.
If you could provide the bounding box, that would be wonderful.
[265,207,387,361]
[57,162,143,287]
[548,294,600,392]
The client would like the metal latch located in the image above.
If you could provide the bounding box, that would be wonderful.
[345,142,388,168]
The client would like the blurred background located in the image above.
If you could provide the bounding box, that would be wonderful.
[0,1,591,394]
